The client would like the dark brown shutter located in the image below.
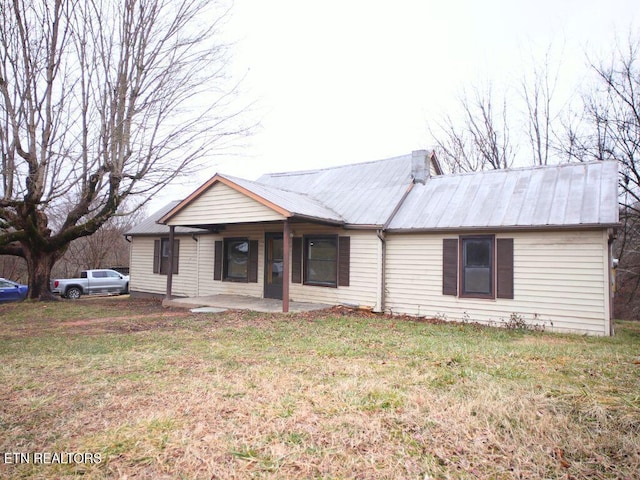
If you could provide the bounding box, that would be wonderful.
[442,238,458,296]
[291,237,302,283]
[172,240,180,275]
[153,239,161,273]
[214,240,223,280]
[338,236,350,287]
[497,238,514,299]
[248,240,259,283]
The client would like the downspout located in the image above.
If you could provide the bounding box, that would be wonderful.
[377,181,416,313]
[376,229,386,312]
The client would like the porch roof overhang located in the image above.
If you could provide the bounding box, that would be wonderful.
[168,216,346,232]
[158,173,344,227]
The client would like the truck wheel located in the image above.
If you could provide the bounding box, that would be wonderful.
[65,287,82,300]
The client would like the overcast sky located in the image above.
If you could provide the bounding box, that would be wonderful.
[154,0,639,210]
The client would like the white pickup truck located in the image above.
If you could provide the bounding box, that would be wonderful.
[50,269,130,299]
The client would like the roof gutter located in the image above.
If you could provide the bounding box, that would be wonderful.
[376,229,386,313]
[288,213,345,226]
[385,222,622,234]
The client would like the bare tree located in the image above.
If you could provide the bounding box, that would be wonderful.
[521,47,562,166]
[556,36,640,201]
[589,37,640,317]
[0,0,249,299]
[0,256,27,283]
[613,205,640,319]
[588,39,640,213]
[553,34,640,317]
[430,84,515,173]
[52,205,146,278]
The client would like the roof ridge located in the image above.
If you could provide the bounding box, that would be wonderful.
[431,159,613,180]
[261,153,411,179]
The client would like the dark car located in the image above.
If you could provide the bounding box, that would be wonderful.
[0,278,28,302]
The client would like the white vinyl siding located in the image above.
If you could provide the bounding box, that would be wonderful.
[197,225,266,298]
[131,224,380,309]
[385,229,610,335]
[288,225,380,310]
[168,182,285,226]
[197,224,379,308]
[129,236,198,297]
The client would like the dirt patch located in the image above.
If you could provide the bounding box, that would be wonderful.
[61,311,193,327]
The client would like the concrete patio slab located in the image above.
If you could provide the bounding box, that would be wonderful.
[163,294,331,313]
[190,307,228,314]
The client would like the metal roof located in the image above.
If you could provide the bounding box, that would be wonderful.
[130,155,619,235]
[257,154,414,225]
[125,201,207,236]
[221,174,344,223]
[387,161,619,231]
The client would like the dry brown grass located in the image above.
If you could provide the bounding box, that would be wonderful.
[0,298,638,479]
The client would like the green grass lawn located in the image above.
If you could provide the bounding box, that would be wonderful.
[0,298,638,479]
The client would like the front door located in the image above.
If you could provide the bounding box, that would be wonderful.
[264,233,284,299]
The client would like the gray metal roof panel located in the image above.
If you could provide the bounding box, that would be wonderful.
[220,174,344,223]
[258,154,414,225]
[137,157,618,234]
[388,161,619,230]
[125,201,206,235]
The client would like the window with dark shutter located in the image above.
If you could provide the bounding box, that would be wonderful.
[222,238,256,282]
[496,238,514,299]
[214,240,223,280]
[442,238,458,295]
[338,236,350,287]
[154,238,179,275]
[291,237,302,283]
[442,236,514,299]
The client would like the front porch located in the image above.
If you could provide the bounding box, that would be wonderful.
[162,294,331,313]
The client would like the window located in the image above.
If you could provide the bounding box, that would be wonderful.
[304,236,337,287]
[224,238,249,281]
[153,238,179,275]
[292,235,350,287]
[461,236,493,297]
[442,236,514,299]
[214,238,258,283]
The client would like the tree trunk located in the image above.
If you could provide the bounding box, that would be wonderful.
[24,248,59,301]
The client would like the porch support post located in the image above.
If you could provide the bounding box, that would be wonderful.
[282,219,290,313]
[166,225,175,299]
